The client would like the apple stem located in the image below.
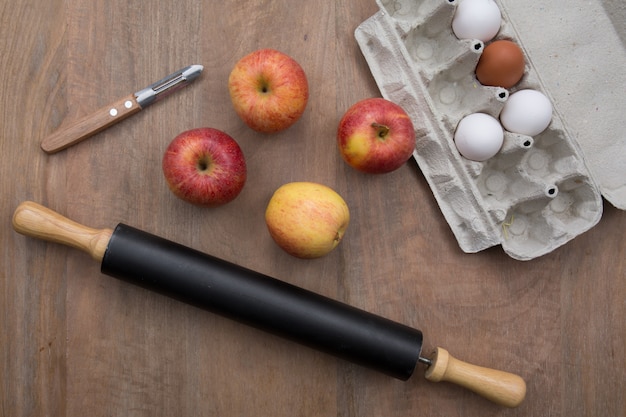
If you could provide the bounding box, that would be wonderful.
[198,159,209,171]
[371,123,390,139]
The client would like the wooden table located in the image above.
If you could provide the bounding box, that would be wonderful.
[2,1,624,416]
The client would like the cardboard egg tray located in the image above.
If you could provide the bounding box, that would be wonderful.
[355,0,605,260]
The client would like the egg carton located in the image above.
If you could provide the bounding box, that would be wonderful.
[355,0,605,260]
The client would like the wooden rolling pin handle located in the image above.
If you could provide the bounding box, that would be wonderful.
[41,93,142,154]
[12,201,113,262]
[424,347,526,408]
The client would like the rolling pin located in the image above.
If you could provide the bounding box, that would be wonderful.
[12,201,526,407]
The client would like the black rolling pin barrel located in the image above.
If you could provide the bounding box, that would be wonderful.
[103,223,423,380]
[12,202,526,408]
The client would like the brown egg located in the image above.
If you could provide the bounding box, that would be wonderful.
[475,40,525,88]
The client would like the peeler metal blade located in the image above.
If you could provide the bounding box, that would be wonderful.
[134,64,203,108]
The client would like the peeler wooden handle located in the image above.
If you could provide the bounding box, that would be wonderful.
[424,347,526,408]
[41,94,142,154]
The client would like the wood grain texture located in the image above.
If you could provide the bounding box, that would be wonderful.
[1,1,625,417]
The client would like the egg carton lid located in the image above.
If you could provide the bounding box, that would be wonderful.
[355,0,625,259]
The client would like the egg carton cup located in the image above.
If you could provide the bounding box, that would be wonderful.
[355,0,605,260]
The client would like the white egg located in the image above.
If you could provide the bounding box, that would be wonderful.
[454,113,504,161]
[452,0,502,42]
[500,89,553,136]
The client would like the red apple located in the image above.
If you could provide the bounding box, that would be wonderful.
[162,128,247,207]
[228,48,309,133]
[337,98,415,174]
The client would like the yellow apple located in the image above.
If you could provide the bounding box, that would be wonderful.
[265,182,350,259]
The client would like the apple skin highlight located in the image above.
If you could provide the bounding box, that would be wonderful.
[162,128,247,207]
[337,98,415,174]
[228,49,309,133]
